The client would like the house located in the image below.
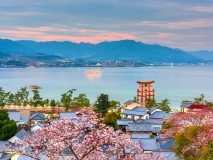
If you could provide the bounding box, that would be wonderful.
[141,119,164,129]
[30,113,46,123]
[118,106,165,134]
[157,138,177,160]
[117,118,133,132]
[126,123,161,135]
[123,100,140,110]
[8,129,30,144]
[8,110,28,125]
[147,107,162,114]
[180,103,210,112]
[149,111,166,120]
[131,106,148,112]
[121,109,149,120]
[131,138,160,153]
[30,122,43,133]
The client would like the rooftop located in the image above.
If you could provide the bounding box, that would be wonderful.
[142,119,164,125]
[8,110,20,122]
[180,103,192,108]
[131,134,150,139]
[150,111,166,119]
[126,123,161,133]
[131,106,148,112]
[30,113,45,120]
[117,118,133,126]
[122,109,147,116]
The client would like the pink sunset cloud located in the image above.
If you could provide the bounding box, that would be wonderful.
[0,27,135,43]
[35,32,135,43]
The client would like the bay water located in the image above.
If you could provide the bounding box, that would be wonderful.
[1,66,213,110]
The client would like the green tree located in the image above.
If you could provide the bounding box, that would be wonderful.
[194,94,205,104]
[103,112,121,130]
[109,100,120,112]
[94,94,110,117]
[72,93,90,111]
[157,99,171,113]
[0,109,18,140]
[29,89,43,107]
[173,125,211,159]
[43,98,50,107]
[145,98,157,109]
[7,93,15,105]
[60,89,76,111]
[0,87,9,108]
[14,87,29,107]
[50,99,57,107]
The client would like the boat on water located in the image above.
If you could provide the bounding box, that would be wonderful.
[85,70,102,77]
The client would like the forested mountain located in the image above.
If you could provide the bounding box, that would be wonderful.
[0,38,202,63]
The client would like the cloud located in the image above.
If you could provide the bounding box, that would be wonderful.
[1,0,213,50]
[0,27,135,43]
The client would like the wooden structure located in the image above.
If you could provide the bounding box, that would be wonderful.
[136,81,155,107]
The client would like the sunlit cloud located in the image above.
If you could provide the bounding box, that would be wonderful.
[139,19,213,29]
[0,27,135,43]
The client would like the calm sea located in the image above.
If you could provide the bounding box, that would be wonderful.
[1,66,213,110]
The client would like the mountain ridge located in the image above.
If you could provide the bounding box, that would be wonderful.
[0,38,204,63]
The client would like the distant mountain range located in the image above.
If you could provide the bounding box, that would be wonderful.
[0,38,212,63]
[188,50,213,60]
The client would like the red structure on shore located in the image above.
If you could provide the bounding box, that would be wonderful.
[136,81,155,107]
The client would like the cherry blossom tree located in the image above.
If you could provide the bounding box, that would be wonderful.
[15,110,165,160]
[161,108,213,158]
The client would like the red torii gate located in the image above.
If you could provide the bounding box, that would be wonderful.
[136,81,155,107]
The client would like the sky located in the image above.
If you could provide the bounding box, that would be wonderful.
[0,0,213,51]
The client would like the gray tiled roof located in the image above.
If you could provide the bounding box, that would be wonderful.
[180,103,192,108]
[20,116,29,122]
[122,110,146,116]
[30,113,45,120]
[131,106,148,112]
[15,129,30,140]
[8,110,20,122]
[135,119,143,123]
[131,134,150,139]
[149,111,166,119]
[139,139,160,151]
[117,118,133,126]
[142,119,164,125]
[158,138,175,151]
[149,107,158,113]
[126,123,161,133]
